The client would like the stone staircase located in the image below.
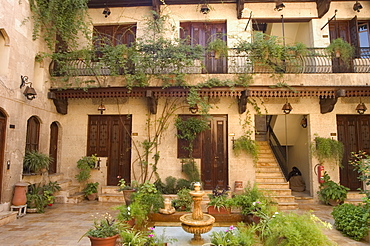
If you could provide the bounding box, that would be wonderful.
[54,179,84,204]
[255,141,298,210]
[344,192,366,205]
[98,186,125,203]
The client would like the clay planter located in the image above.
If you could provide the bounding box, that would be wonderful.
[244,213,261,225]
[88,234,119,246]
[122,190,135,205]
[328,199,343,206]
[12,183,28,206]
[87,193,98,201]
[207,206,231,215]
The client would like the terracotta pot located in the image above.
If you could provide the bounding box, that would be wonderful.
[12,183,28,206]
[87,193,98,201]
[244,213,261,225]
[125,218,135,227]
[88,234,119,246]
[207,206,231,215]
[122,190,135,205]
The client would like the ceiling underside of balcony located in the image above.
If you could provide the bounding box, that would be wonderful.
[50,86,370,99]
[87,0,352,20]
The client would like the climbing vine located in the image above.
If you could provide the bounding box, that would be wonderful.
[29,0,91,51]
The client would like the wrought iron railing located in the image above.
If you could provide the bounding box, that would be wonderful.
[50,47,370,76]
[267,124,289,181]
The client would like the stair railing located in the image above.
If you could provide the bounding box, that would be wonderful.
[266,124,289,181]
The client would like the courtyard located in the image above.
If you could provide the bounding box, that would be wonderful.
[0,200,368,246]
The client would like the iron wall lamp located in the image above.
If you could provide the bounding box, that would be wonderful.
[356,102,367,114]
[353,1,363,12]
[275,0,285,11]
[301,115,307,128]
[103,6,111,17]
[200,4,210,14]
[189,104,199,114]
[282,102,292,114]
[20,75,37,100]
[98,101,106,114]
[229,133,235,149]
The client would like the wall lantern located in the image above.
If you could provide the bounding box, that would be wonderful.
[200,4,210,14]
[229,133,236,149]
[274,0,285,11]
[189,104,199,114]
[356,100,367,114]
[353,1,363,12]
[20,75,37,100]
[282,101,292,114]
[301,115,308,128]
[102,6,111,18]
[98,101,106,114]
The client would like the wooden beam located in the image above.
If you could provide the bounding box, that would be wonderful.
[237,0,245,19]
[316,0,331,18]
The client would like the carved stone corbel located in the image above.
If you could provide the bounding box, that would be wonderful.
[238,90,248,114]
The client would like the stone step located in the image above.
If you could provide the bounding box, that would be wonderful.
[346,192,366,200]
[257,182,290,189]
[257,158,278,163]
[101,186,121,194]
[256,171,283,177]
[66,192,85,204]
[271,195,297,203]
[54,185,80,198]
[256,167,281,172]
[261,188,292,196]
[256,177,286,183]
[0,211,18,226]
[98,193,126,203]
[56,179,72,191]
[278,202,299,210]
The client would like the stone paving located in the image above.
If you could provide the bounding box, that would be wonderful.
[0,200,368,245]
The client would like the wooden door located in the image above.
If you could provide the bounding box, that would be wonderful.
[87,115,132,186]
[0,111,6,202]
[180,22,227,74]
[48,122,59,174]
[329,21,354,72]
[337,115,370,190]
[201,115,228,190]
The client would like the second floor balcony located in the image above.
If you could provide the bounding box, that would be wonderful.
[50,47,370,79]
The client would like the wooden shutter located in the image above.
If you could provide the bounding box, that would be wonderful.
[349,16,360,57]
[25,116,40,152]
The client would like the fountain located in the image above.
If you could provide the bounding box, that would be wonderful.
[179,182,215,244]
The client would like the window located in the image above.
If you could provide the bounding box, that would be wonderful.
[93,25,136,48]
[25,116,40,152]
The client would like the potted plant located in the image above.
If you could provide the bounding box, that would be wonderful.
[23,151,52,174]
[84,182,99,201]
[80,213,121,246]
[326,38,354,64]
[232,135,259,163]
[317,172,349,206]
[26,183,45,213]
[117,179,138,205]
[206,38,228,59]
[172,188,192,211]
[207,186,232,214]
[75,155,98,182]
[311,134,344,167]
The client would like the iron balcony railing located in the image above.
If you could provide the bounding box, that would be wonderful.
[50,47,370,76]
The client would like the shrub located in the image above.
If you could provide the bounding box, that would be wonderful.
[332,203,370,241]
[262,212,334,246]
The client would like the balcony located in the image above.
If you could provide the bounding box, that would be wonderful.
[50,47,370,77]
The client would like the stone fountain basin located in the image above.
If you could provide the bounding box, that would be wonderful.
[180,214,215,226]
